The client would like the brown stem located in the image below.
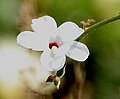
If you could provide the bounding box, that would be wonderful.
[17,0,38,31]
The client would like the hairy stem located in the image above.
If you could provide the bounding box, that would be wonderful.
[79,13,120,41]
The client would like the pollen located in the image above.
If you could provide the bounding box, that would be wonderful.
[49,42,59,49]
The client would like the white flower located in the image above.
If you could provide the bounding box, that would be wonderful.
[17,16,89,71]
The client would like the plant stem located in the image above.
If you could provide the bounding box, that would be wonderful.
[78,13,120,41]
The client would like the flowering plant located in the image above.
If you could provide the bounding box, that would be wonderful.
[17,16,89,72]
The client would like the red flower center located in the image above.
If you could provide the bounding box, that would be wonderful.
[49,42,59,49]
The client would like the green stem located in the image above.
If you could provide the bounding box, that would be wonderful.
[78,13,120,41]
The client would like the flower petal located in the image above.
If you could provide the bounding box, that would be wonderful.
[65,41,89,61]
[40,49,66,71]
[32,16,57,38]
[56,44,70,57]
[57,22,84,42]
[17,31,48,51]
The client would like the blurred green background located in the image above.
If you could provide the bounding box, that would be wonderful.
[0,0,120,99]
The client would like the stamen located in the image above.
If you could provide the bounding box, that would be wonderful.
[49,42,59,49]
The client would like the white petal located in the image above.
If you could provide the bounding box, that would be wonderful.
[56,44,70,57]
[32,16,57,38]
[40,49,66,71]
[57,22,84,42]
[65,41,89,61]
[17,31,48,51]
